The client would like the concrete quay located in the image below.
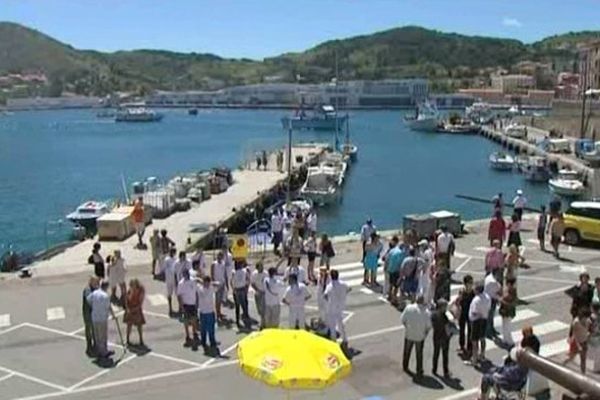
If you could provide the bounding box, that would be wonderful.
[480,126,600,198]
[15,144,327,280]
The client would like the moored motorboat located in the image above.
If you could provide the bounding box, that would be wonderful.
[489,152,515,171]
[66,201,110,234]
[404,101,440,132]
[465,102,493,124]
[188,108,198,116]
[320,152,347,186]
[581,142,600,166]
[300,165,341,206]
[281,104,348,131]
[523,156,550,182]
[549,169,585,197]
[115,107,163,122]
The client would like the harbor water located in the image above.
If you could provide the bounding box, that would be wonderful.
[0,109,552,255]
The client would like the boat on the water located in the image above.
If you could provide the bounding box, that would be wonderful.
[300,165,342,206]
[574,139,595,159]
[281,104,348,131]
[489,152,515,171]
[514,155,530,173]
[115,107,164,122]
[404,101,440,132]
[339,117,358,162]
[437,119,480,134]
[465,102,493,124]
[320,152,348,186]
[581,141,600,165]
[522,156,551,182]
[188,108,198,116]
[66,201,110,233]
[549,169,585,197]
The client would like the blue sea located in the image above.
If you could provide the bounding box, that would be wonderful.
[0,108,552,255]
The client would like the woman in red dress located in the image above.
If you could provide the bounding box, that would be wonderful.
[124,278,146,347]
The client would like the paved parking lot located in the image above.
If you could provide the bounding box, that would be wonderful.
[1,216,599,400]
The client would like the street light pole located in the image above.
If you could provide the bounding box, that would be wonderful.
[286,124,292,205]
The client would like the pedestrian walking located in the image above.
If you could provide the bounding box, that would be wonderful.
[88,242,105,278]
[211,251,228,322]
[251,261,267,328]
[304,232,318,283]
[363,232,383,287]
[262,150,268,171]
[231,261,251,328]
[82,276,100,357]
[512,189,527,221]
[149,229,160,276]
[132,197,145,248]
[435,225,455,270]
[469,283,491,365]
[566,273,594,319]
[417,239,435,306]
[319,234,335,269]
[161,248,178,316]
[264,267,283,328]
[386,239,405,305]
[283,274,311,329]
[548,213,565,258]
[197,276,218,350]
[124,278,146,347]
[177,269,200,350]
[499,277,517,347]
[453,274,474,358]
[484,272,502,338]
[431,299,456,378]
[324,269,351,347]
[86,281,116,360]
[401,295,431,376]
[107,250,127,305]
[537,205,548,251]
[157,229,175,277]
[485,240,505,283]
[360,219,376,262]
[488,211,506,247]
[316,267,330,327]
[564,307,591,374]
[271,210,284,255]
[506,214,522,249]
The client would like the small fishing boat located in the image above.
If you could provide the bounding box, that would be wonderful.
[549,169,585,197]
[489,152,515,171]
[66,201,110,233]
[523,156,551,182]
[404,101,440,132]
[574,139,595,159]
[437,121,480,134]
[514,155,530,173]
[465,102,493,124]
[281,104,348,131]
[320,152,347,186]
[300,165,341,206]
[115,107,163,122]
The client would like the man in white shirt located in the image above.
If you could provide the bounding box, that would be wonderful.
[360,219,376,262]
[191,248,208,277]
[484,272,502,338]
[306,210,318,236]
[211,251,228,321]
[177,269,200,350]
[400,295,431,376]
[284,263,307,285]
[324,269,351,345]
[160,248,178,316]
[86,281,116,360]
[271,211,284,255]
[231,262,250,328]
[283,274,311,329]
[223,249,235,306]
[264,267,283,328]
[436,225,455,270]
[197,276,218,349]
[469,283,491,365]
[174,251,192,283]
[512,189,527,221]
[251,262,267,328]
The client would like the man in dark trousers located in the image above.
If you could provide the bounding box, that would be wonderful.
[82,276,100,356]
[431,299,455,378]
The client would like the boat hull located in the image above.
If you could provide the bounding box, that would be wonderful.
[300,188,340,206]
[405,117,439,132]
[281,115,348,131]
[115,114,164,122]
[548,180,585,197]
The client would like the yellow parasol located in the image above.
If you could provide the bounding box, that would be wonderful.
[237,329,351,390]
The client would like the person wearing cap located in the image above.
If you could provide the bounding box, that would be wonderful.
[401,295,431,376]
[431,299,455,378]
[360,219,376,263]
[512,189,527,221]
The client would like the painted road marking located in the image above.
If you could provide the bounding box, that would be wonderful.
[147,294,168,306]
[454,251,469,259]
[559,264,587,274]
[46,307,65,321]
[494,308,539,328]
[0,314,10,328]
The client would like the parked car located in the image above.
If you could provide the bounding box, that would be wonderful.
[563,201,600,245]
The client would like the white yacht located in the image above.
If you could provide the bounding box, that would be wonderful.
[116,107,163,122]
[549,169,585,197]
[404,102,440,132]
[489,152,515,171]
[281,104,348,131]
[66,201,110,233]
[300,165,341,206]
[320,152,347,186]
[465,102,493,123]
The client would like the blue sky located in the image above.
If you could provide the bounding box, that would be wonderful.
[2,0,599,59]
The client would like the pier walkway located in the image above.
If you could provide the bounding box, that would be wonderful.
[23,144,327,278]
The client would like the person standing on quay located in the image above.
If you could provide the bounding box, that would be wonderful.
[431,299,455,378]
[124,278,146,347]
[488,211,506,247]
[363,232,383,287]
[197,276,218,350]
[304,232,318,283]
[87,281,116,360]
[283,273,311,329]
[132,197,145,248]
[549,213,565,258]
[537,205,548,251]
[211,251,228,322]
[231,261,251,328]
[506,214,522,250]
[271,210,284,255]
[88,242,105,279]
[401,295,431,376]
[82,276,100,357]
[469,283,491,365]
[386,237,405,305]
[485,240,505,283]
[484,271,502,338]
[436,225,455,270]
[317,267,331,327]
[325,269,351,347]
[360,219,376,262]
[264,267,283,328]
[319,234,335,269]
[149,229,160,276]
[107,250,127,305]
[512,189,527,221]
[161,247,178,316]
[499,277,517,347]
[157,229,175,277]
[454,274,474,358]
[251,261,267,329]
[177,269,200,350]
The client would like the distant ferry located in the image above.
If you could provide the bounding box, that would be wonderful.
[281,104,348,131]
[115,107,163,122]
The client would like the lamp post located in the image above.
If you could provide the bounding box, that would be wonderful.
[286,120,293,205]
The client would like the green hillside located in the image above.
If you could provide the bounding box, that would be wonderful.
[1,22,599,98]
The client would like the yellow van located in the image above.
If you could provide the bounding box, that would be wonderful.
[563,202,600,245]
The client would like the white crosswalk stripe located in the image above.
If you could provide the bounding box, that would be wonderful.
[46,307,65,321]
[0,314,10,328]
[487,320,568,351]
[148,294,168,306]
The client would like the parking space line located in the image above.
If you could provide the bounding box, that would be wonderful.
[147,294,168,306]
[46,307,65,321]
[454,256,472,273]
[67,354,137,391]
[0,322,25,336]
[201,341,239,368]
[0,364,68,391]
[0,372,15,383]
[0,313,11,328]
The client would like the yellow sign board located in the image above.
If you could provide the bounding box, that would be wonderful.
[230,234,249,260]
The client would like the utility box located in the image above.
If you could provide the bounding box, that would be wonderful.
[97,212,134,241]
[430,210,462,236]
[403,214,437,239]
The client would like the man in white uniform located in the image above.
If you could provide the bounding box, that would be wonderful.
[271,210,284,255]
[324,269,351,346]
[264,267,283,328]
[223,249,234,306]
[174,251,192,283]
[177,269,200,351]
[306,210,318,236]
[283,274,311,329]
[251,261,267,328]
[160,248,178,316]
[211,251,228,321]
[512,189,527,221]
[436,225,455,270]
[284,263,307,285]
[191,248,208,277]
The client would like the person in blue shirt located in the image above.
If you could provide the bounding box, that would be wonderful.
[385,236,406,305]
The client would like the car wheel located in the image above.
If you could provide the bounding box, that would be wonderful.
[564,229,580,246]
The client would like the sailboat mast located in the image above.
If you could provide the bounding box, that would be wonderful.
[580,53,588,139]
[334,50,339,149]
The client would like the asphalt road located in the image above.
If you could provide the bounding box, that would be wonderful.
[1,217,599,400]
